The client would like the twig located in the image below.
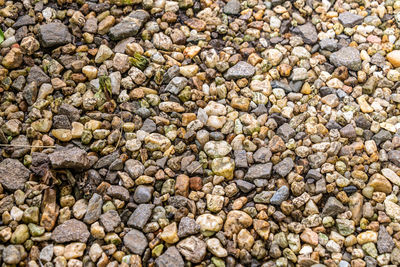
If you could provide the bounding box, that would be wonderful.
[0,144,56,148]
[114,113,124,151]
[190,163,203,174]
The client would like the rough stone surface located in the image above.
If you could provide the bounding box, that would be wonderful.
[49,147,89,169]
[224,61,256,79]
[155,246,184,267]
[294,23,318,44]
[123,229,148,255]
[39,23,73,47]
[330,47,362,71]
[0,159,30,191]
[127,204,154,229]
[244,163,272,180]
[51,219,90,243]
[338,12,364,27]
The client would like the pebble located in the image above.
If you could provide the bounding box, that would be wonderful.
[1,1,400,266]
[339,12,364,27]
[206,238,228,257]
[224,61,256,80]
[330,47,362,71]
[51,219,90,243]
[123,229,148,255]
[387,50,400,67]
[155,246,184,267]
[270,186,290,205]
[177,236,207,263]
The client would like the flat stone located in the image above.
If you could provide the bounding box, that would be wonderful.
[273,157,294,177]
[196,214,223,235]
[322,197,346,216]
[49,147,89,169]
[125,159,145,178]
[39,23,72,47]
[204,141,232,158]
[244,163,272,180]
[3,245,21,265]
[0,159,30,191]
[294,22,318,44]
[109,10,149,40]
[13,15,35,28]
[123,229,148,255]
[224,61,255,80]
[384,199,400,221]
[141,118,157,133]
[388,150,400,167]
[277,123,296,142]
[106,185,130,201]
[270,186,290,205]
[207,238,227,257]
[253,147,272,163]
[340,124,357,139]
[224,0,241,15]
[27,65,50,86]
[178,217,200,238]
[39,244,54,262]
[235,180,256,193]
[155,246,184,267]
[381,168,400,186]
[93,151,119,169]
[339,12,364,27]
[133,185,154,203]
[51,219,90,243]
[177,236,207,263]
[224,210,253,238]
[211,157,235,180]
[330,47,362,71]
[99,210,121,232]
[83,193,103,224]
[234,150,248,168]
[165,77,188,95]
[127,204,154,229]
[377,225,394,254]
[319,38,338,51]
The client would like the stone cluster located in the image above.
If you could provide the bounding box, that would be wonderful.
[0,0,400,267]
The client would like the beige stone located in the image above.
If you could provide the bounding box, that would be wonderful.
[387,50,400,67]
